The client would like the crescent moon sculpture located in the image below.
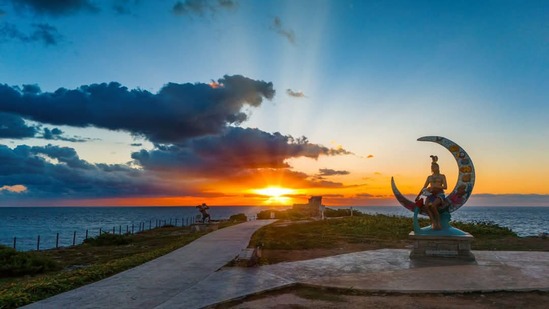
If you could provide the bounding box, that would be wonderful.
[391,136,475,236]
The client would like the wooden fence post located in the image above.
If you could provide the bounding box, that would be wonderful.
[56,233,59,249]
[36,235,40,251]
[73,231,76,246]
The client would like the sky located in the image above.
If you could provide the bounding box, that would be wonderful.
[0,0,547,207]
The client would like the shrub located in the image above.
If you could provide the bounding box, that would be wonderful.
[229,213,248,222]
[0,245,59,278]
[324,208,363,217]
[257,209,310,220]
[83,233,132,246]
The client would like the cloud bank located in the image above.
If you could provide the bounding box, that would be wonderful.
[0,75,275,144]
[0,75,354,202]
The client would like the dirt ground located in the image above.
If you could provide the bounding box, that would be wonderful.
[219,286,549,309]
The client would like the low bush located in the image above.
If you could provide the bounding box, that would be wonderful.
[83,233,132,246]
[0,245,59,278]
[324,208,363,217]
[229,213,248,222]
[257,209,308,220]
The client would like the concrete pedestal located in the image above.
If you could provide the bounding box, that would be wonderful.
[191,223,219,233]
[409,232,475,261]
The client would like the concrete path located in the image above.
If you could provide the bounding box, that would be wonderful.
[23,220,276,309]
[24,221,549,309]
[164,249,549,308]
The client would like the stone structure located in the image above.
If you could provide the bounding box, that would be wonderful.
[191,222,219,233]
[292,196,323,217]
[409,232,475,261]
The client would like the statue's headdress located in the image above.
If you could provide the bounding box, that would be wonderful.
[430,155,439,168]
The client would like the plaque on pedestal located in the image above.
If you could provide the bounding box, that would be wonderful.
[409,232,475,261]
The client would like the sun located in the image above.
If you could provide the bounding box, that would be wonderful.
[252,186,296,205]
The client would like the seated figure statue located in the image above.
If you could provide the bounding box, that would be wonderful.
[415,155,447,230]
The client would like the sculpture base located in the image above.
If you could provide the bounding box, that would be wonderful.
[409,232,475,261]
[191,223,219,233]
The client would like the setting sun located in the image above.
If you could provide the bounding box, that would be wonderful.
[254,186,295,197]
[252,187,296,205]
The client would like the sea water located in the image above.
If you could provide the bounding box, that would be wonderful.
[0,206,547,251]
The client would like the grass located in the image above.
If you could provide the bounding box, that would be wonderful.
[0,222,234,309]
[0,245,59,278]
[249,214,548,263]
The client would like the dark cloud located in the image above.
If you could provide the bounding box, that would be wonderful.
[0,75,275,144]
[132,127,352,176]
[172,0,236,16]
[271,16,295,44]
[367,154,374,158]
[42,127,91,142]
[318,168,350,176]
[0,112,90,142]
[0,112,39,139]
[0,22,63,46]
[9,0,98,16]
[130,143,142,147]
[28,23,63,45]
[286,89,305,98]
[0,144,180,200]
[112,0,140,15]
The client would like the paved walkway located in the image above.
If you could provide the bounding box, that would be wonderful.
[24,220,277,309]
[25,220,549,309]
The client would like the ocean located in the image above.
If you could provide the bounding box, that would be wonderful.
[0,206,547,251]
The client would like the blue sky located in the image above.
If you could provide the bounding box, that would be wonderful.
[0,0,547,206]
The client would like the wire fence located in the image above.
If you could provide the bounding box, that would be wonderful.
[8,215,201,251]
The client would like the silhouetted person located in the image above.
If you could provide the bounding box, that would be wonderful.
[196,203,211,223]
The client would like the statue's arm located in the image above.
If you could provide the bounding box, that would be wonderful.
[442,174,448,190]
[416,177,430,200]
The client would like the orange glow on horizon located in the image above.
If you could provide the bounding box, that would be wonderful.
[251,186,297,205]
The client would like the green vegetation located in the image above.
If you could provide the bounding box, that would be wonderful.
[229,213,248,222]
[257,209,308,220]
[82,232,132,246]
[251,215,419,250]
[0,245,59,278]
[324,207,363,218]
[250,214,547,263]
[0,222,235,309]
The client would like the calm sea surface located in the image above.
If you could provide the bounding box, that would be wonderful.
[0,206,547,251]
